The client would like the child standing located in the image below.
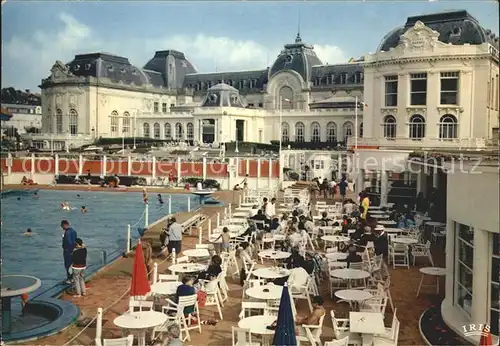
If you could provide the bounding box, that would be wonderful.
[215,227,231,252]
[71,238,87,297]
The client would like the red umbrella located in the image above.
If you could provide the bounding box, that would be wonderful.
[130,240,151,297]
[479,326,493,346]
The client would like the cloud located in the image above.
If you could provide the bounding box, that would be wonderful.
[2,13,347,90]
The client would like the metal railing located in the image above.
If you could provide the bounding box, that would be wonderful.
[347,137,492,150]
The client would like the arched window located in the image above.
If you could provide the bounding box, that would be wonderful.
[359,122,363,138]
[295,122,305,142]
[186,123,194,140]
[110,110,118,134]
[56,109,63,134]
[279,86,294,110]
[164,123,172,140]
[383,115,397,139]
[153,123,160,139]
[69,109,78,135]
[439,114,458,139]
[122,112,130,134]
[282,122,290,142]
[326,122,337,142]
[143,123,150,137]
[409,114,426,139]
[342,121,354,143]
[310,122,321,142]
[175,123,183,140]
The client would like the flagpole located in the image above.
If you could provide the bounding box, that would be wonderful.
[355,96,358,150]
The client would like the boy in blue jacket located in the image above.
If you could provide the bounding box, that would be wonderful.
[61,220,77,283]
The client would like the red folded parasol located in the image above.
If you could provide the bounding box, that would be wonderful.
[479,326,493,346]
[130,240,151,297]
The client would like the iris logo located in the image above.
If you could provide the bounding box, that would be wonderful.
[461,324,496,341]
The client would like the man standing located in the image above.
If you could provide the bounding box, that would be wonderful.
[61,220,77,283]
[265,197,276,220]
[338,177,349,203]
[167,217,183,255]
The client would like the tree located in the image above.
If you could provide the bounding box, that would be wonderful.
[24,126,41,134]
[3,126,18,138]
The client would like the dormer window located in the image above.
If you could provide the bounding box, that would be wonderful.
[238,80,246,89]
[218,80,223,84]
[85,63,91,70]
[120,67,126,73]
[132,69,137,75]
[209,93,218,103]
[227,79,233,86]
[339,73,348,84]
[196,82,202,91]
[74,64,81,71]
[107,65,114,72]
[207,81,213,88]
[353,72,364,84]
[249,79,258,88]
[327,74,335,84]
[314,77,322,86]
[230,94,239,104]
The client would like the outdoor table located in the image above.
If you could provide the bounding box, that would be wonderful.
[318,226,342,234]
[377,220,397,227]
[325,252,348,261]
[371,214,390,219]
[426,221,446,235]
[252,267,290,279]
[223,218,248,226]
[150,281,181,296]
[383,228,406,234]
[349,311,385,345]
[258,250,291,261]
[238,315,276,337]
[232,212,249,218]
[240,202,256,207]
[1,275,41,333]
[335,289,372,310]
[416,267,446,297]
[114,310,167,346]
[272,234,286,241]
[213,225,245,233]
[368,206,383,210]
[368,210,386,215]
[246,284,283,300]
[235,206,252,212]
[392,237,418,245]
[322,235,350,243]
[169,263,207,274]
[183,249,210,259]
[331,269,371,288]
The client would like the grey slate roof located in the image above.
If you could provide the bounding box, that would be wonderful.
[378,10,499,52]
[143,50,197,89]
[200,83,245,108]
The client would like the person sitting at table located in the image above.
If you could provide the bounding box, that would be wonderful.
[284,248,303,270]
[302,252,316,274]
[197,255,222,283]
[274,259,310,287]
[318,212,331,226]
[237,242,254,285]
[338,245,363,268]
[175,276,197,314]
[270,217,281,234]
[296,295,326,326]
[250,210,267,230]
[343,199,356,216]
[248,205,259,218]
[292,197,301,212]
[241,220,257,239]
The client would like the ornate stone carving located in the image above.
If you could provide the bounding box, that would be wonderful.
[398,20,440,52]
[100,94,108,107]
[50,61,73,82]
[69,94,77,107]
[55,94,63,108]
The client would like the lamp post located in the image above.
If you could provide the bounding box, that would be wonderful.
[133,109,137,149]
[278,97,290,188]
[235,119,239,153]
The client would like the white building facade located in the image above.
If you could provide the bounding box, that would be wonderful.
[2,104,42,134]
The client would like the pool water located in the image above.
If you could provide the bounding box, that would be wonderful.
[1,190,201,298]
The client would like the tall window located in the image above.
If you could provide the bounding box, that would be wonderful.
[491,233,500,336]
[326,122,337,142]
[153,123,160,139]
[385,75,398,107]
[409,114,425,139]
[162,103,167,113]
[440,72,459,105]
[455,223,474,316]
[154,102,159,113]
[122,112,130,134]
[175,123,183,140]
[383,115,397,139]
[343,121,353,143]
[279,87,294,110]
[143,123,150,137]
[439,114,458,139]
[165,123,172,140]
[410,73,427,105]
[295,122,305,142]
[359,123,363,138]
[310,122,321,142]
[110,110,118,134]
[186,123,194,140]
[282,122,290,142]
[69,109,78,135]
[56,109,63,134]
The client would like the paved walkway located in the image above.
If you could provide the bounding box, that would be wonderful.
[17,188,436,345]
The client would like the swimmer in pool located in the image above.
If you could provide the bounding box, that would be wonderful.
[142,188,148,204]
[32,192,39,199]
[77,194,82,198]
[17,197,21,200]
[80,206,87,213]
[157,194,164,204]
[24,228,33,236]
[61,201,72,210]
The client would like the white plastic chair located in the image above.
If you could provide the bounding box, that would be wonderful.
[96,335,134,346]
[239,301,267,319]
[411,240,434,266]
[330,311,362,345]
[158,274,178,282]
[324,336,349,346]
[297,313,325,345]
[232,327,261,346]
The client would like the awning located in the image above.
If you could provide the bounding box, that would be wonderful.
[0,107,13,121]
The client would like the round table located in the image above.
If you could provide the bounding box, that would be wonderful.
[335,289,373,309]
[169,263,207,274]
[213,225,245,233]
[150,281,181,296]
[416,267,446,297]
[383,228,406,234]
[258,250,291,261]
[318,226,342,234]
[325,252,348,261]
[238,315,277,335]
[392,237,418,245]
[183,249,211,258]
[368,210,387,215]
[322,235,350,243]
[240,202,256,207]
[252,268,290,279]
[378,220,397,227]
[224,218,248,225]
[246,284,283,300]
[232,212,250,218]
[114,311,168,346]
[330,269,371,288]
[371,214,390,219]
[1,275,41,333]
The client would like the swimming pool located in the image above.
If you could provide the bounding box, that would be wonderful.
[1,190,201,299]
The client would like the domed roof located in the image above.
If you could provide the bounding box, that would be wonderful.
[200,83,244,108]
[378,10,499,52]
[269,33,323,82]
[143,50,197,89]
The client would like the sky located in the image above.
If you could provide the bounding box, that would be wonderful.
[1,1,499,92]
